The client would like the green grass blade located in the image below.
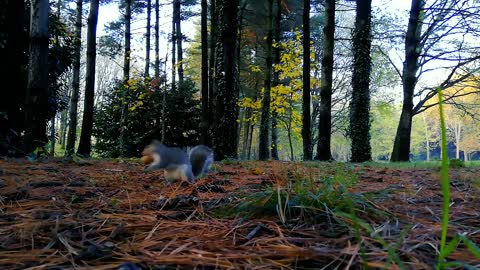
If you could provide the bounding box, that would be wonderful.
[441,234,462,259]
[436,88,451,268]
[458,234,480,258]
[441,261,478,270]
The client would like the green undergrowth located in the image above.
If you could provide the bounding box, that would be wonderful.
[210,163,389,226]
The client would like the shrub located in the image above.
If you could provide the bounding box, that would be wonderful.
[93,78,201,157]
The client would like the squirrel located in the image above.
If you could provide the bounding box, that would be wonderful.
[141,140,214,183]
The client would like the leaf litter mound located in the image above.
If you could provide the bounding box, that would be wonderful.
[0,159,479,269]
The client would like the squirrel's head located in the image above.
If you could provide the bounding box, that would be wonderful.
[141,140,164,165]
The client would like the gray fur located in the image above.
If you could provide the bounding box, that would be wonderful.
[143,141,213,183]
[189,145,214,177]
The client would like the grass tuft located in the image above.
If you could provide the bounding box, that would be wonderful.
[231,164,388,230]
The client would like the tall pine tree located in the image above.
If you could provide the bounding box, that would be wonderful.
[302,0,312,160]
[23,0,50,154]
[77,0,99,157]
[213,0,239,160]
[315,0,335,161]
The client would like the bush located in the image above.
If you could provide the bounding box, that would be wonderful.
[449,158,465,168]
[93,78,201,157]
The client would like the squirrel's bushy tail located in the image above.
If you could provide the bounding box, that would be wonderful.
[189,145,214,177]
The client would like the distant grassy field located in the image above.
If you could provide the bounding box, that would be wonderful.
[363,160,480,168]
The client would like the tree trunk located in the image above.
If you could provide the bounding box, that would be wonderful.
[455,122,461,159]
[200,0,210,145]
[270,0,282,160]
[235,3,246,152]
[154,0,160,78]
[55,0,63,153]
[271,116,279,159]
[144,0,151,78]
[316,0,335,161]
[49,117,55,156]
[287,122,294,161]
[213,0,239,160]
[162,82,167,143]
[302,0,312,160]
[241,108,252,159]
[422,113,430,161]
[349,0,373,162]
[171,2,177,91]
[23,0,50,155]
[208,0,217,134]
[245,80,259,160]
[66,0,82,157]
[258,0,274,161]
[48,1,62,156]
[174,0,184,87]
[52,0,61,150]
[77,0,99,157]
[161,56,168,143]
[390,0,425,162]
[58,86,70,150]
[0,0,26,156]
[59,109,67,149]
[247,123,254,160]
[119,0,132,157]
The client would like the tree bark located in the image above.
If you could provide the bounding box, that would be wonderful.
[51,0,60,155]
[258,0,274,161]
[154,0,160,78]
[390,0,425,162]
[174,0,184,87]
[287,121,294,161]
[171,1,177,91]
[59,109,67,149]
[123,3,132,88]
[241,108,252,159]
[23,0,50,154]
[316,0,335,161]
[65,0,82,157]
[200,0,210,145]
[161,56,167,143]
[208,0,217,133]
[119,0,132,157]
[213,0,239,160]
[454,122,461,159]
[247,123,254,160]
[144,0,151,78]
[270,0,282,160]
[302,0,312,160]
[422,113,430,161]
[77,0,99,157]
[245,80,259,160]
[0,0,26,156]
[271,116,279,159]
[349,0,373,162]
[235,2,247,152]
[49,117,55,156]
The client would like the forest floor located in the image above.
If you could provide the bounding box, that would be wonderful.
[0,158,479,270]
